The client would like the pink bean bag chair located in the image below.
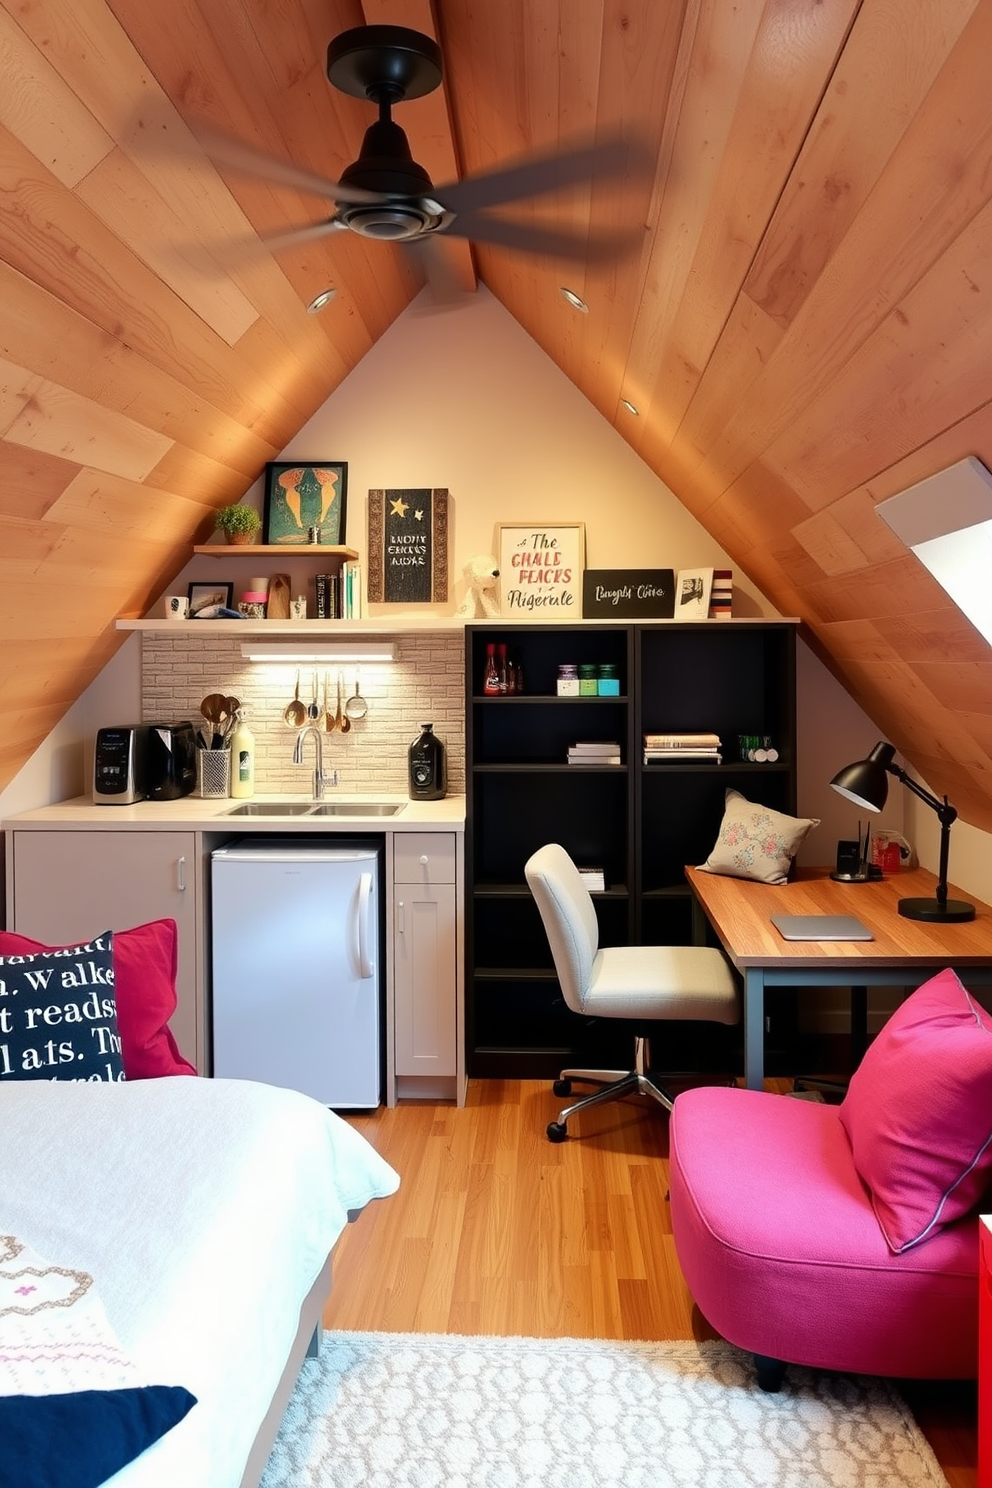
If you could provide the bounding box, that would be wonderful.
[669,969,988,1390]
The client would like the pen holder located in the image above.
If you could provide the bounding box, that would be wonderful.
[198,749,231,798]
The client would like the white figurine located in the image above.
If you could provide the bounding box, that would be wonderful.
[454,553,501,618]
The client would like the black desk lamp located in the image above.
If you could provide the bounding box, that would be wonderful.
[829,742,974,922]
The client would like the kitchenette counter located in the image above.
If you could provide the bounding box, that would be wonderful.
[3,793,466,831]
[4,794,467,1105]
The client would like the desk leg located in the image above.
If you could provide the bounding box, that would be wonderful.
[744,969,765,1091]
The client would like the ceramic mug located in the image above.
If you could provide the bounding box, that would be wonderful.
[166,595,189,620]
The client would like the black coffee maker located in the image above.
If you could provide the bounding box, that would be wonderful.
[408,722,446,800]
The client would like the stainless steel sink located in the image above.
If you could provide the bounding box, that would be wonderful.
[224,801,317,816]
[223,800,404,818]
[308,802,404,817]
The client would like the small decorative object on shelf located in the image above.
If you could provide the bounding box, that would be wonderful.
[674,568,714,619]
[454,554,501,618]
[214,504,261,546]
[557,663,579,696]
[709,569,733,619]
[738,735,778,762]
[597,663,620,695]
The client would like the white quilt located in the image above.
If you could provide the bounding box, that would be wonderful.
[0,1077,400,1488]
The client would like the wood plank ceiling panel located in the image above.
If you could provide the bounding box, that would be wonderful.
[2,0,992,838]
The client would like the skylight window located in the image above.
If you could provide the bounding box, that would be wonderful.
[876,456,992,648]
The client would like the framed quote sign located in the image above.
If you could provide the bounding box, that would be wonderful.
[495,523,585,617]
[367,488,449,603]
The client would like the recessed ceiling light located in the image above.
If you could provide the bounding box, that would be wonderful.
[559,287,588,313]
[620,398,639,416]
[306,288,337,314]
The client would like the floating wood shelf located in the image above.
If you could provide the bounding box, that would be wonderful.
[192,545,359,559]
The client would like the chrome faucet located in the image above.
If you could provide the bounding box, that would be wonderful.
[293,724,339,799]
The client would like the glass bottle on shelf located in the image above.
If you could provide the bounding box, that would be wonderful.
[497,642,509,695]
[483,643,501,696]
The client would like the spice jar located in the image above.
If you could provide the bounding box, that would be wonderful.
[578,664,598,697]
[557,663,579,697]
[597,663,620,696]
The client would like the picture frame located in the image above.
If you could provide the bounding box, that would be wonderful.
[674,568,714,620]
[263,462,348,546]
[187,581,234,617]
[495,522,585,618]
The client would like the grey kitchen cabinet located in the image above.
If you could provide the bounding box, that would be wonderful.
[391,832,459,1100]
[6,830,202,1070]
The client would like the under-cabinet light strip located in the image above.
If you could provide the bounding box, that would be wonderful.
[241,641,397,663]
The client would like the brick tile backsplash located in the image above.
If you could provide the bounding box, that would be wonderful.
[142,632,465,795]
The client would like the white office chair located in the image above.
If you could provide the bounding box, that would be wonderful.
[524,843,740,1141]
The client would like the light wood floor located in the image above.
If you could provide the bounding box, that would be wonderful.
[326,1079,977,1488]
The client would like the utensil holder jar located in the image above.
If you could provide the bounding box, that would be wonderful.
[198,749,231,798]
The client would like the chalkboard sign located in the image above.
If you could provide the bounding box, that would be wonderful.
[582,569,675,618]
[367,489,449,604]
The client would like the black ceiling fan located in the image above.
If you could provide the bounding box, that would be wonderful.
[194,24,649,271]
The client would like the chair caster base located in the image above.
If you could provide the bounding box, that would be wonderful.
[753,1353,786,1392]
[546,1121,569,1143]
[552,1078,572,1097]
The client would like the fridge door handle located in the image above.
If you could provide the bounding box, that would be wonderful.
[356,871,374,978]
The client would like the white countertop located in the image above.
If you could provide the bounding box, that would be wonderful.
[3,793,466,832]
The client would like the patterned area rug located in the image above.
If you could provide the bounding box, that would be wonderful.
[259,1332,947,1488]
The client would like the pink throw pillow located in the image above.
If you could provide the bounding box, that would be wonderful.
[0,920,196,1080]
[839,967,992,1252]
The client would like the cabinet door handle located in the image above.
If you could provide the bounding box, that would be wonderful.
[176,856,186,892]
[419,855,429,865]
[396,899,405,934]
[357,871,374,978]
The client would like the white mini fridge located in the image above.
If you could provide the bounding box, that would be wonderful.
[211,838,381,1107]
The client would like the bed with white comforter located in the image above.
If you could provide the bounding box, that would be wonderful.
[0,1076,399,1488]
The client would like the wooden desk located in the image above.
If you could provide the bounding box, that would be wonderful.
[685,865,992,1090]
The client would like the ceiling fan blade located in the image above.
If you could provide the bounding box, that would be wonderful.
[443,212,642,265]
[191,122,383,206]
[260,218,348,253]
[433,136,652,217]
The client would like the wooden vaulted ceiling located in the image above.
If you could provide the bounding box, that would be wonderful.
[2,0,992,826]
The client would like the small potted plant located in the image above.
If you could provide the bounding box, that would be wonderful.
[214,503,262,546]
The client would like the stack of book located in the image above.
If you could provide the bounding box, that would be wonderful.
[577,865,606,892]
[643,732,722,764]
[709,569,732,619]
[567,740,622,765]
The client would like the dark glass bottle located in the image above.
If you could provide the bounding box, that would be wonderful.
[497,642,509,694]
[408,722,447,800]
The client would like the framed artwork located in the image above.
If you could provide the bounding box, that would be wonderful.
[495,522,585,617]
[263,462,348,545]
[187,581,234,617]
[675,568,714,619]
[367,489,449,603]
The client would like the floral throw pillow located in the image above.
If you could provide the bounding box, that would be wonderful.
[697,788,820,885]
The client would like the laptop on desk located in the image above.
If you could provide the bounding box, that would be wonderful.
[771,913,874,942]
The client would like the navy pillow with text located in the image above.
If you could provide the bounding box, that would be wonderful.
[0,932,125,1082]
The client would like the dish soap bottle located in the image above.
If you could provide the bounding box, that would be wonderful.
[408,722,446,801]
[230,709,255,799]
